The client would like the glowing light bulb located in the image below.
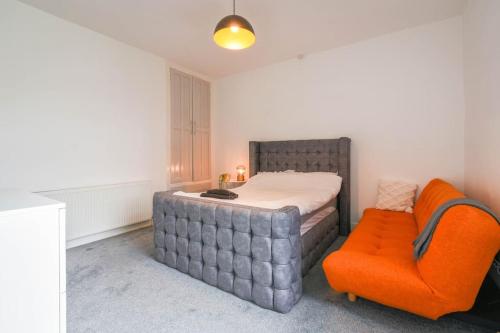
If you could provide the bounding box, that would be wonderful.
[230,25,239,33]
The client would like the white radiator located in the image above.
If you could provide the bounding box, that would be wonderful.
[38,181,152,248]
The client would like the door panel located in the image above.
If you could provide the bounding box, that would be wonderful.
[192,77,211,181]
[170,69,193,183]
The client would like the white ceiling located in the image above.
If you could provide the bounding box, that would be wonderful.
[19,0,466,78]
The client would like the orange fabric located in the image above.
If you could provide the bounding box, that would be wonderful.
[417,206,500,310]
[323,178,500,319]
[413,178,465,232]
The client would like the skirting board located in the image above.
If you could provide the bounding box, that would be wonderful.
[66,219,151,249]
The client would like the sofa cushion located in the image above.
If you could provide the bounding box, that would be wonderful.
[375,180,417,213]
[323,208,453,319]
[341,208,417,265]
[417,204,500,311]
[413,179,464,232]
[323,250,454,319]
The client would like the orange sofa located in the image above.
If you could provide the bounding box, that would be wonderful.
[322,179,500,319]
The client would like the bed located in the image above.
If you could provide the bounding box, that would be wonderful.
[153,138,351,313]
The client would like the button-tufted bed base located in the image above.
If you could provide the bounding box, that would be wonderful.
[153,193,303,313]
[154,138,350,313]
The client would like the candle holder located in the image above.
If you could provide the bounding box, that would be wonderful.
[236,165,246,181]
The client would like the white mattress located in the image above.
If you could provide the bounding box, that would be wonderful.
[173,171,342,215]
[300,206,336,236]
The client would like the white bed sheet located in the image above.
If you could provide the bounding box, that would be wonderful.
[173,171,342,215]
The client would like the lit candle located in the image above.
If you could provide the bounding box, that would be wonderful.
[236,165,246,181]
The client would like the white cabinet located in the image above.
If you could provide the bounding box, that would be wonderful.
[170,68,211,184]
[0,190,66,333]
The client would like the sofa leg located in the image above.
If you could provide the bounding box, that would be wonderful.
[347,293,357,302]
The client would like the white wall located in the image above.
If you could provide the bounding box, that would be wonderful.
[0,0,168,193]
[463,0,500,214]
[212,18,465,224]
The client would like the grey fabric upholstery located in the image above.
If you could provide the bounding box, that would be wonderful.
[301,210,339,275]
[153,192,302,313]
[249,138,351,235]
[153,138,350,313]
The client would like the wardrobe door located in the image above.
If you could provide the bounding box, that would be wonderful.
[192,77,211,182]
[170,69,193,183]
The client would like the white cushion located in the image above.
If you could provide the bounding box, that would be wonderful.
[375,180,417,213]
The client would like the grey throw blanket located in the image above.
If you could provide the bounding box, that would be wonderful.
[200,189,238,200]
[413,198,500,289]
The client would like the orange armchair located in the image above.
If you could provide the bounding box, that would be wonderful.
[323,179,500,319]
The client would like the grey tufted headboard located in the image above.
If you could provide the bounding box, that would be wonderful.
[249,137,351,235]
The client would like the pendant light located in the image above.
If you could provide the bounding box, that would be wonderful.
[213,0,255,50]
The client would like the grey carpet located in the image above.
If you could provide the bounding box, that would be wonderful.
[67,227,488,333]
